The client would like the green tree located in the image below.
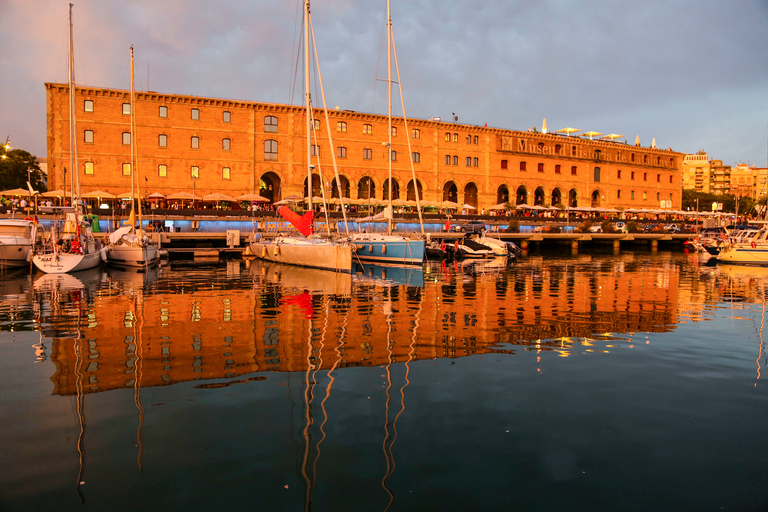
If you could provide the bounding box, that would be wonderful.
[0,148,46,192]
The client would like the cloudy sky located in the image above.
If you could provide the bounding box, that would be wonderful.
[2,0,767,167]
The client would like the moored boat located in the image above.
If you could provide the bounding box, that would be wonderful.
[0,218,38,268]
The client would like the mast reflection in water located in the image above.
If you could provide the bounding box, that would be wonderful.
[0,253,766,511]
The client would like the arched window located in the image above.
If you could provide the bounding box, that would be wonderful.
[336,146,347,158]
[337,121,347,132]
[264,115,278,132]
[412,152,420,163]
[363,148,372,160]
[158,134,167,147]
[363,124,372,134]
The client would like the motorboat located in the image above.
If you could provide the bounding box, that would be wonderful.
[0,218,38,268]
[455,238,494,258]
[717,228,768,265]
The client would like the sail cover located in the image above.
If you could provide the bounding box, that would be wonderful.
[277,206,314,236]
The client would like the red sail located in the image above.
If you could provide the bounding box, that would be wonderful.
[277,206,314,236]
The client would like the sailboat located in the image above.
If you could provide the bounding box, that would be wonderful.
[249,0,353,273]
[348,0,425,265]
[32,4,104,274]
[106,46,159,268]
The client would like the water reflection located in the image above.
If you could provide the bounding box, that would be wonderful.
[7,253,767,399]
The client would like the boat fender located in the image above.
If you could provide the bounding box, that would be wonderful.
[440,241,446,251]
[455,240,459,251]
[382,244,386,254]
[261,246,267,258]
[274,245,280,256]
[99,247,108,262]
[368,244,374,252]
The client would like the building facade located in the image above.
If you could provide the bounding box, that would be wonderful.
[681,152,711,193]
[46,83,683,210]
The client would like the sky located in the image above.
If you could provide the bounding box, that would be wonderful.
[1,0,767,167]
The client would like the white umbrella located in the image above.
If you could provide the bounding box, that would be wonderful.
[81,190,116,199]
[203,192,237,202]
[462,204,476,210]
[236,193,270,202]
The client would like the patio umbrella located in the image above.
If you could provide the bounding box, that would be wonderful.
[148,192,166,199]
[41,189,65,197]
[81,190,116,199]
[601,134,624,141]
[487,203,513,211]
[581,131,603,140]
[236,193,270,202]
[555,127,580,136]
[0,188,32,196]
[462,204,476,210]
[167,191,201,200]
[442,201,461,209]
[203,192,237,208]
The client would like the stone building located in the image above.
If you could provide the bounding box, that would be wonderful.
[46,82,683,211]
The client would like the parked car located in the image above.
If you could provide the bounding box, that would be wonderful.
[664,223,681,233]
[452,221,486,233]
[589,225,603,233]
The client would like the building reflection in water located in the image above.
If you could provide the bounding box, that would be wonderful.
[14,253,767,398]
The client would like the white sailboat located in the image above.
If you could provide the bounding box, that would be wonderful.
[0,218,38,268]
[106,46,159,269]
[32,4,104,274]
[349,0,425,265]
[250,0,353,273]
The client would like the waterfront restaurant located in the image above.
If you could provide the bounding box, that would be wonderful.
[45,83,683,212]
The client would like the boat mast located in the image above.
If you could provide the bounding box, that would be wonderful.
[67,3,79,206]
[305,0,313,215]
[130,46,143,234]
[386,0,393,235]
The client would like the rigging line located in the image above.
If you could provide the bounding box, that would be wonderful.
[308,15,351,235]
[289,0,303,105]
[307,108,333,236]
[74,284,86,504]
[757,300,764,386]
[312,298,338,496]
[301,294,315,512]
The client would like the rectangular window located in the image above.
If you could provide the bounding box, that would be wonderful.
[669,176,673,184]
[363,148,372,160]
[617,190,621,198]
[191,136,199,149]
[571,146,577,157]
[84,130,94,144]
[501,159,508,170]
[452,155,458,165]
[191,166,199,179]
[158,164,167,177]
[122,103,131,115]
[122,163,131,176]
[412,152,420,163]
[336,146,347,158]
[617,169,622,179]
[84,162,94,175]
[643,173,647,181]
[445,155,451,165]
[222,167,231,180]
[631,171,635,180]
[310,144,319,157]
[412,128,420,139]
[390,150,397,161]
[311,119,320,130]
[656,174,660,182]
[643,191,647,200]
[594,166,601,182]
[223,111,231,123]
[122,132,131,145]
[631,190,635,199]
[445,132,451,142]
[571,166,577,175]
[466,157,472,167]
[363,124,372,134]
[473,136,478,144]
[656,192,660,200]
[222,138,230,151]
[520,161,527,171]
[473,157,479,167]
[337,121,347,132]
[84,100,93,112]
[265,140,278,160]
[159,106,168,118]
[538,163,544,173]
[191,108,199,120]
[555,164,561,174]
[391,126,397,137]
[453,133,458,142]
[159,134,167,147]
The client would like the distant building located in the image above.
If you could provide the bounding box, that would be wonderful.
[45,82,684,211]
[681,152,711,193]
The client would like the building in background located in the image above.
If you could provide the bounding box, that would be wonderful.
[681,152,710,193]
[45,83,684,211]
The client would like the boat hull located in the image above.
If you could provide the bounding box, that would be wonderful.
[717,244,768,265]
[32,250,102,274]
[349,235,424,264]
[0,244,33,268]
[250,237,353,273]
[107,244,159,268]
[0,219,38,268]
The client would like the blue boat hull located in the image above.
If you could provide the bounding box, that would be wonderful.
[351,237,425,265]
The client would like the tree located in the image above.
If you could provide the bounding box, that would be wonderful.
[0,148,46,192]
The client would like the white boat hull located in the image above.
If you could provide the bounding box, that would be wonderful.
[0,219,38,268]
[0,244,33,268]
[107,244,159,268]
[250,237,353,273]
[717,243,768,265]
[32,249,102,274]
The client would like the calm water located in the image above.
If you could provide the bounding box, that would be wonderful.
[0,252,766,512]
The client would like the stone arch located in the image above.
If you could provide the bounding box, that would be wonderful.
[496,185,510,204]
[534,186,546,206]
[591,189,603,207]
[568,188,578,207]
[259,171,281,202]
[358,176,376,199]
[551,188,563,207]
[406,179,424,201]
[463,182,478,209]
[383,178,401,201]
[303,173,323,198]
[515,185,528,205]
[442,181,458,203]
[331,175,350,198]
